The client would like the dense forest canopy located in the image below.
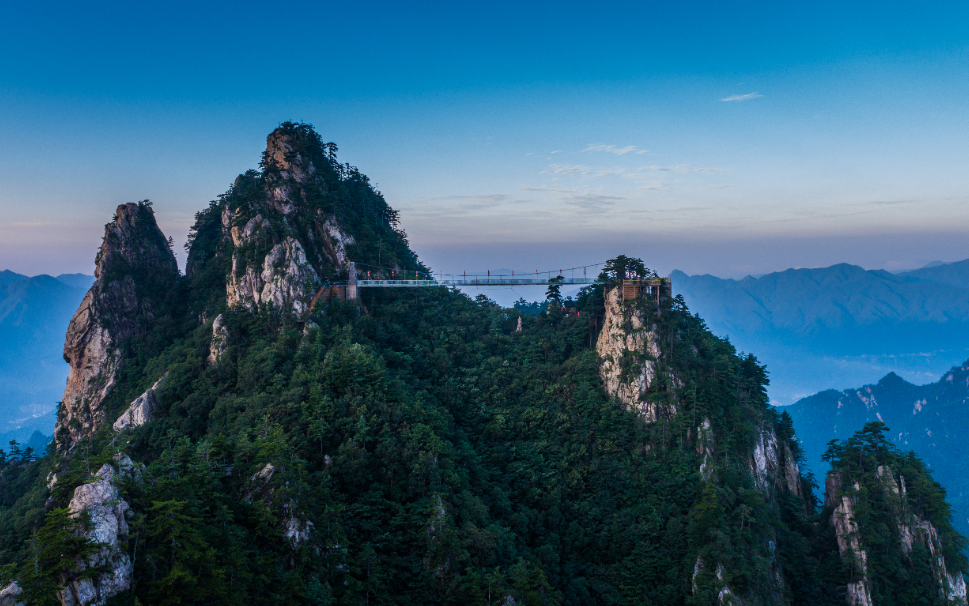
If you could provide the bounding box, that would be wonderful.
[0,123,963,606]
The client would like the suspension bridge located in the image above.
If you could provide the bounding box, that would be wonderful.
[301,262,671,315]
[353,262,605,288]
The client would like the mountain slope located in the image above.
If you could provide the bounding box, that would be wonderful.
[0,270,28,287]
[0,123,962,606]
[787,360,969,540]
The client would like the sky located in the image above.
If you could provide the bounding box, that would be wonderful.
[1,0,968,281]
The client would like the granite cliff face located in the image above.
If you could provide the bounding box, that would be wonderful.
[596,285,671,422]
[217,127,357,316]
[826,467,967,606]
[56,202,178,451]
[58,454,142,606]
[596,281,806,604]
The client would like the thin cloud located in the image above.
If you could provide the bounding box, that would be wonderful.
[405,193,531,217]
[560,192,627,211]
[7,220,60,227]
[721,92,763,102]
[582,144,647,156]
[542,164,626,178]
[518,185,575,193]
[623,164,724,179]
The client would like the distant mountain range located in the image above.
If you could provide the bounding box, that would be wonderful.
[786,360,969,538]
[0,270,93,444]
[672,259,969,403]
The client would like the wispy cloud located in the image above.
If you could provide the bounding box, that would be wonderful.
[721,92,763,102]
[542,164,626,178]
[560,192,627,211]
[6,220,59,227]
[518,185,575,193]
[582,144,648,155]
[632,164,723,175]
[405,193,531,218]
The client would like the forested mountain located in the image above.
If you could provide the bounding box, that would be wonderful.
[0,124,963,606]
[0,273,93,444]
[823,423,967,606]
[671,264,969,404]
[787,361,969,540]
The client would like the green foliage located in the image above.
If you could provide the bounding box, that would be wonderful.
[545,275,564,302]
[602,255,651,281]
[15,268,830,605]
[18,508,107,606]
[823,422,968,604]
[0,122,908,605]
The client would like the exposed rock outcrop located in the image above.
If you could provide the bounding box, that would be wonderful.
[57,202,179,451]
[0,582,24,606]
[826,467,967,606]
[221,128,359,315]
[59,454,143,606]
[227,237,319,314]
[751,426,803,498]
[826,473,871,606]
[207,313,228,365]
[112,374,166,432]
[245,463,313,549]
[596,285,673,421]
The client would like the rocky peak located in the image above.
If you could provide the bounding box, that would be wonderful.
[219,126,355,315]
[264,129,315,185]
[596,284,673,422]
[57,202,178,451]
[826,467,967,605]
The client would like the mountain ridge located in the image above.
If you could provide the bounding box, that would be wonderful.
[671,261,969,403]
[0,124,963,605]
[787,358,969,539]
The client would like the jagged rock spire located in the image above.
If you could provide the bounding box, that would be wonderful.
[56,202,178,451]
[221,126,354,314]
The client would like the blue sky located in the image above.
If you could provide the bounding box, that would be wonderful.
[1,0,968,279]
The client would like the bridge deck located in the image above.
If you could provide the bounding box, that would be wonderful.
[357,277,598,287]
[356,277,670,288]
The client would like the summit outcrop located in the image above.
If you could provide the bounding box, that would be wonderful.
[56,202,178,451]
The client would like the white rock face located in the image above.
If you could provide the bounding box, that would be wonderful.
[57,203,179,451]
[0,582,24,606]
[284,516,315,549]
[207,314,228,365]
[876,467,967,602]
[112,374,166,432]
[321,216,354,268]
[59,290,122,448]
[227,237,319,315]
[751,427,802,497]
[596,286,672,421]
[59,455,141,606]
[826,466,967,606]
[697,417,715,481]
[826,474,872,606]
[245,463,313,549]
